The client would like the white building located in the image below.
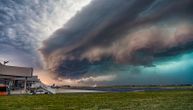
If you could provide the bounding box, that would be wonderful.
[0,63,39,92]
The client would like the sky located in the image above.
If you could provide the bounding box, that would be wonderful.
[0,0,193,86]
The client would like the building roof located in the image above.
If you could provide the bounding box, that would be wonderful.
[0,63,33,77]
[0,76,39,82]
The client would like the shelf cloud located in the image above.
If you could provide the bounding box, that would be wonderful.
[41,0,193,82]
[1,0,193,85]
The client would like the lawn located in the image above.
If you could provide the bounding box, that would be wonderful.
[0,90,193,110]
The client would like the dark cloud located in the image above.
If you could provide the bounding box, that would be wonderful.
[0,0,86,68]
[41,0,193,79]
[0,0,47,68]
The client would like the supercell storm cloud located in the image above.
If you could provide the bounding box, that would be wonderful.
[41,0,193,84]
[1,0,193,85]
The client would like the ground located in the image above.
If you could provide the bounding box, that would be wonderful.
[0,90,193,110]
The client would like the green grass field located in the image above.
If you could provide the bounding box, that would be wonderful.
[0,90,193,110]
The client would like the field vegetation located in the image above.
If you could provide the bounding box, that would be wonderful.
[0,90,193,110]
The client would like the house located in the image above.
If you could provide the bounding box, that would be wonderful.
[0,63,39,93]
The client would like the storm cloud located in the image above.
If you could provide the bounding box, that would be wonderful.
[41,0,193,80]
[0,0,193,85]
[0,0,91,68]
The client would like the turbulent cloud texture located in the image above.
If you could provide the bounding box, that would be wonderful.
[41,0,193,84]
[0,0,91,67]
[1,0,193,85]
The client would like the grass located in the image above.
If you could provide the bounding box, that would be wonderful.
[0,90,193,110]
